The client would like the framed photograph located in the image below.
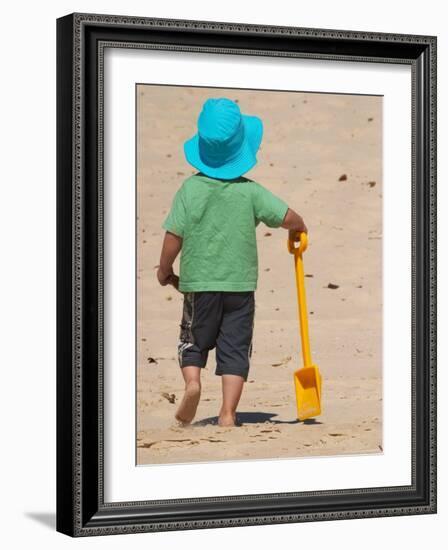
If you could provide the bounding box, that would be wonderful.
[56,13,437,536]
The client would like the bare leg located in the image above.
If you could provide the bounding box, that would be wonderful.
[175,366,202,425]
[218,374,245,427]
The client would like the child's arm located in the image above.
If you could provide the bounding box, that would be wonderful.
[281,208,308,241]
[157,231,182,289]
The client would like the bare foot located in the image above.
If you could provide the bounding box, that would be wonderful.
[218,412,237,427]
[175,381,201,425]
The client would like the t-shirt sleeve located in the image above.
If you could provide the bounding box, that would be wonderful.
[162,185,187,238]
[252,182,289,228]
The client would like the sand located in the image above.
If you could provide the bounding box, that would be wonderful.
[136,85,383,465]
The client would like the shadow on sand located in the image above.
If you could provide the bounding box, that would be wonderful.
[193,411,323,427]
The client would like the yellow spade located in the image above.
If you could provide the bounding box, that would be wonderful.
[287,232,322,421]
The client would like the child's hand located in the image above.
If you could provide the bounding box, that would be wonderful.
[157,266,180,290]
[282,209,308,237]
[289,226,308,243]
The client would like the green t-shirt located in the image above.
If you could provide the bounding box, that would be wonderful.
[162,173,289,292]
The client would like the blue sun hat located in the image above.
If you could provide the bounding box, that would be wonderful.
[184,98,263,179]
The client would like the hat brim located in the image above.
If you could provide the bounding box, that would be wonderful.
[183,115,263,179]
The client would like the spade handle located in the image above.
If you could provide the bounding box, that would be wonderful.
[287,232,312,368]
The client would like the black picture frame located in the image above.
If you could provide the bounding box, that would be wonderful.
[56,12,437,537]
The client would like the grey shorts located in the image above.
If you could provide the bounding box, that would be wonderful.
[177,291,255,381]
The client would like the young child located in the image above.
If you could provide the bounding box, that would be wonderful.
[157,97,307,427]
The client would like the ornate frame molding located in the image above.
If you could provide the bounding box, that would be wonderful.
[56,12,437,537]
